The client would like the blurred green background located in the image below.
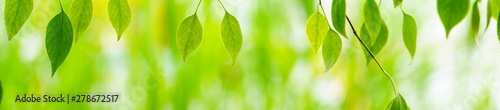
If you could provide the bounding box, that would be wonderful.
[1,0,500,109]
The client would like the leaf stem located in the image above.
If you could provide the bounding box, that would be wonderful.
[195,0,203,13]
[218,0,227,12]
[345,15,398,95]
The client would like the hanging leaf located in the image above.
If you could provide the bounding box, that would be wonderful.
[306,12,329,54]
[108,0,131,40]
[486,0,492,32]
[491,0,500,20]
[322,29,342,72]
[70,0,93,42]
[177,14,203,61]
[363,0,383,38]
[385,94,410,110]
[402,12,417,60]
[4,0,33,40]
[363,23,389,64]
[221,12,243,65]
[471,1,480,42]
[437,0,469,38]
[331,0,347,38]
[360,23,372,46]
[393,0,403,8]
[497,11,500,43]
[46,7,74,76]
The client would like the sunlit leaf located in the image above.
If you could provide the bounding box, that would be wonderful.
[360,23,372,46]
[486,0,492,32]
[497,11,500,43]
[4,0,33,40]
[306,12,329,54]
[437,0,469,38]
[70,0,93,42]
[364,0,383,38]
[363,23,388,64]
[322,29,342,72]
[385,94,410,110]
[403,12,417,60]
[491,0,500,20]
[393,0,403,8]
[46,7,74,76]
[221,12,243,65]
[177,14,203,61]
[108,0,131,40]
[331,0,347,38]
[471,1,480,41]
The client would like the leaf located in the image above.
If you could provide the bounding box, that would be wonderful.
[331,0,347,38]
[360,23,372,46]
[4,0,33,40]
[70,0,93,42]
[108,0,131,40]
[385,94,410,110]
[363,0,383,38]
[221,12,243,65]
[393,0,403,8]
[306,12,329,54]
[491,0,500,20]
[363,22,389,64]
[402,12,417,60]
[177,14,203,61]
[322,29,342,72]
[497,11,500,43]
[486,0,492,31]
[437,0,469,38]
[46,7,73,76]
[471,1,480,41]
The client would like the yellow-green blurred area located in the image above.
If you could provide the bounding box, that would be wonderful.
[1,0,500,109]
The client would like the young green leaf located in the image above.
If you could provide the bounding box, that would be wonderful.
[306,12,329,54]
[385,94,410,110]
[331,0,347,38]
[363,0,383,38]
[177,14,203,61]
[108,0,131,40]
[402,12,417,60]
[221,12,243,65]
[46,7,74,76]
[363,23,389,64]
[322,29,342,72]
[70,0,93,42]
[471,1,480,42]
[497,11,500,43]
[360,23,372,46]
[437,0,469,38]
[4,0,33,40]
[393,0,403,8]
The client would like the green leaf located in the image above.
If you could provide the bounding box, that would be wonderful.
[177,14,203,61]
[362,22,388,64]
[221,12,243,65]
[497,11,500,43]
[385,94,410,110]
[471,1,480,42]
[4,0,33,40]
[360,23,372,46]
[70,0,93,42]
[363,0,383,38]
[331,0,347,38]
[108,0,131,40]
[306,12,329,54]
[486,0,492,31]
[393,0,403,8]
[46,7,73,76]
[437,0,469,38]
[402,12,417,60]
[322,29,342,72]
[491,0,500,20]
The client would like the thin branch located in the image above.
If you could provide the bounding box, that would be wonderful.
[195,0,203,13]
[218,0,227,12]
[345,15,398,95]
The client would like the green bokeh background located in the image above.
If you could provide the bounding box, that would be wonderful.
[1,0,499,109]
